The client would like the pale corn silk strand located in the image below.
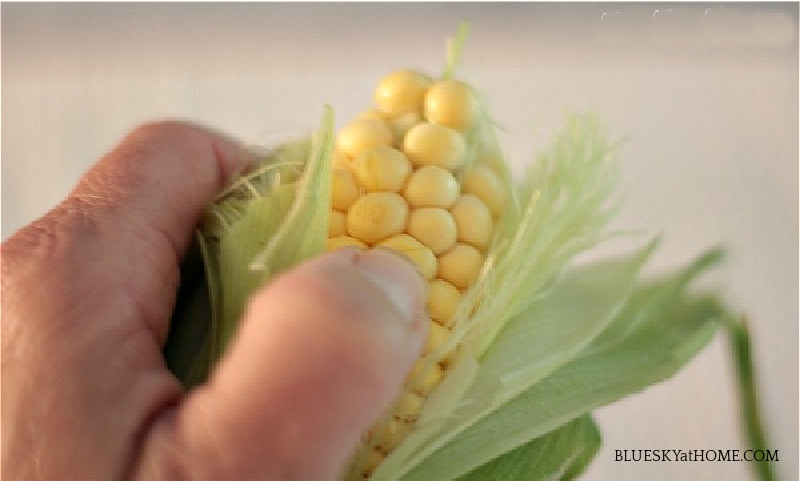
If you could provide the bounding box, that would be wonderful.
[323,33,514,476]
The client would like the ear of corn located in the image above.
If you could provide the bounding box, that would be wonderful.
[322,27,525,476]
[161,24,771,481]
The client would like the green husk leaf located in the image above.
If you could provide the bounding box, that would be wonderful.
[559,417,603,481]
[163,237,214,388]
[469,113,621,358]
[474,240,657,404]
[396,248,726,480]
[726,318,777,481]
[378,242,654,477]
[456,414,601,481]
[202,107,334,364]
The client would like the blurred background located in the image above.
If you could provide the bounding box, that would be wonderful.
[2,3,797,480]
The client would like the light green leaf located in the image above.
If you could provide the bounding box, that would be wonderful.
[456,415,601,481]
[213,187,300,357]
[476,240,657,404]
[399,249,726,480]
[726,318,777,481]
[467,114,621,358]
[559,417,603,481]
[203,107,334,365]
[376,243,654,480]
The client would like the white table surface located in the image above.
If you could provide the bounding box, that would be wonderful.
[2,3,797,480]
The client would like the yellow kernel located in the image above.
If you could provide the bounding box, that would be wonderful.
[347,192,408,244]
[403,165,459,209]
[376,234,437,280]
[337,119,393,159]
[450,194,493,250]
[423,319,452,356]
[403,122,466,171]
[406,358,445,397]
[372,417,412,453]
[406,207,457,255]
[351,146,411,192]
[438,243,484,290]
[329,210,346,237]
[331,168,361,211]
[374,69,433,117]
[427,279,462,327]
[424,79,478,132]
[462,165,506,218]
[361,448,385,478]
[394,391,424,418]
[325,236,368,251]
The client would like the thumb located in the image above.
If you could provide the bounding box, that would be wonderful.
[135,248,428,480]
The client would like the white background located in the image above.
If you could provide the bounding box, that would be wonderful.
[2,3,797,480]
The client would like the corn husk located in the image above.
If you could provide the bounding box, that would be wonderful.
[163,30,774,481]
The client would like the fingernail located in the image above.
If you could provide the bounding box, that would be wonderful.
[353,249,427,322]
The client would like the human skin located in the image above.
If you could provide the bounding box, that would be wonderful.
[1,122,428,480]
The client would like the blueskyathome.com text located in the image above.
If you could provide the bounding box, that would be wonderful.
[615,449,778,462]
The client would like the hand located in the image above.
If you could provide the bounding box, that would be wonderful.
[1,122,428,480]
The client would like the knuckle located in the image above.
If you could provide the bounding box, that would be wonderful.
[125,121,216,166]
[129,121,198,144]
[121,121,228,189]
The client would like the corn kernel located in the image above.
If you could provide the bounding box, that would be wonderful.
[423,320,452,356]
[329,210,346,237]
[438,243,484,290]
[424,79,477,132]
[403,165,459,209]
[462,164,505,218]
[376,234,437,280]
[406,358,445,396]
[347,192,408,244]
[337,119,393,159]
[403,122,466,171]
[405,207,457,255]
[394,391,424,418]
[351,146,411,193]
[372,417,412,453]
[427,279,462,327]
[450,194,493,250]
[325,236,368,251]
[332,168,361,211]
[361,448,385,478]
[374,69,432,117]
